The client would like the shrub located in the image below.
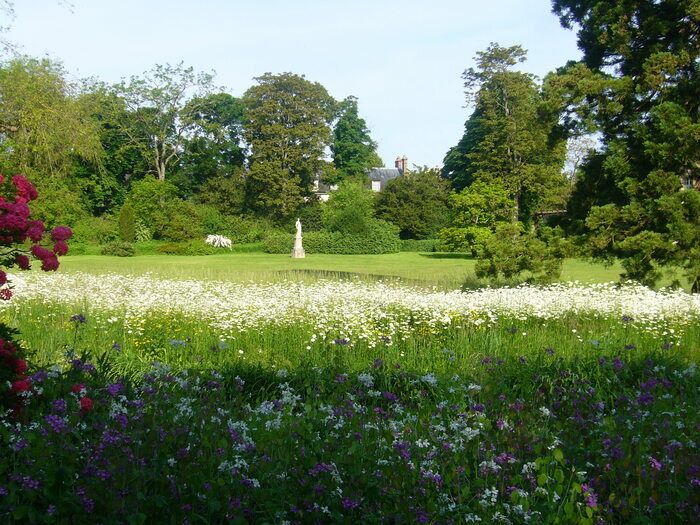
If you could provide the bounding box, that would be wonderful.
[118,202,136,242]
[437,226,493,255]
[100,241,135,257]
[72,216,119,245]
[156,199,202,242]
[264,220,400,254]
[475,222,562,284]
[196,204,228,235]
[157,240,218,256]
[399,239,438,252]
[322,181,375,234]
[224,216,280,243]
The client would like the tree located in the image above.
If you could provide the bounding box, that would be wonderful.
[196,171,247,216]
[0,57,102,178]
[242,72,336,220]
[438,181,515,254]
[322,180,376,234]
[375,167,451,239]
[330,96,382,182]
[442,44,567,226]
[114,63,217,182]
[172,92,245,196]
[551,0,700,291]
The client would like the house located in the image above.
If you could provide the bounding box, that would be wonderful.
[313,155,408,201]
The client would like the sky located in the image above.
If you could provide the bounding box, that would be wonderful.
[5,0,582,168]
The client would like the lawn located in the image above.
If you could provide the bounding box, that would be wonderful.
[56,251,637,289]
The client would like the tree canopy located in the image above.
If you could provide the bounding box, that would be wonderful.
[331,96,382,182]
[442,43,567,226]
[552,0,700,291]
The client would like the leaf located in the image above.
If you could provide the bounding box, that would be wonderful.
[553,448,564,463]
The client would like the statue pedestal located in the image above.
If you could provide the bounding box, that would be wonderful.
[291,235,305,258]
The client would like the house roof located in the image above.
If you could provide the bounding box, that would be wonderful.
[367,168,402,183]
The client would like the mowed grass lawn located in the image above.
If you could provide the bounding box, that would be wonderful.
[54,251,645,288]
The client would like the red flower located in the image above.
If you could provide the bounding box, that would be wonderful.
[0,271,6,286]
[25,220,44,242]
[79,397,94,412]
[0,288,12,301]
[11,379,31,392]
[71,383,86,394]
[14,358,27,374]
[15,254,30,270]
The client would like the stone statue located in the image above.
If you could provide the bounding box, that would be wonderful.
[291,218,305,258]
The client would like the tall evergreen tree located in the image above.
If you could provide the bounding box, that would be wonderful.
[331,96,382,182]
[442,44,567,225]
[551,0,700,291]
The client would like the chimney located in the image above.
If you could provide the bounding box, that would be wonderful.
[401,155,408,174]
[395,156,401,169]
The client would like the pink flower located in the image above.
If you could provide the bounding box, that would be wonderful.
[71,383,85,394]
[50,226,72,242]
[53,240,69,256]
[0,271,6,286]
[14,358,27,374]
[11,175,38,202]
[0,288,12,301]
[25,220,44,242]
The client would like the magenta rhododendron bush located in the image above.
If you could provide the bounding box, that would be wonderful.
[0,174,71,415]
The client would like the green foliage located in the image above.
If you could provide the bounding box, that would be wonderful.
[195,172,246,215]
[28,178,88,230]
[194,205,227,236]
[294,201,324,232]
[551,0,700,292]
[322,180,375,234]
[99,241,135,257]
[113,63,216,181]
[438,181,514,254]
[375,167,451,239]
[475,222,563,284]
[330,96,382,181]
[0,56,102,177]
[264,220,400,254]
[118,202,136,242]
[242,72,336,219]
[126,177,178,227]
[156,240,218,256]
[442,43,567,225]
[438,226,493,255]
[72,216,119,245]
[156,199,202,242]
[220,216,280,244]
[399,239,438,252]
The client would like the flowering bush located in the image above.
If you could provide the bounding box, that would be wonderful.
[205,234,232,249]
[0,173,72,415]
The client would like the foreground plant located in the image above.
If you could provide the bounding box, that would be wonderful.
[1,345,697,524]
[0,173,72,415]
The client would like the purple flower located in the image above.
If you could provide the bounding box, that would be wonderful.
[47,505,56,516]
[637,392,654,406]
[621,314,633,323]
[334,338,350,346]
[612,358,624,370]
[45,414,68,433]
[649,457,663,471]
[70,313,87,324]
[341,497,360,510]
[106,382,123,396]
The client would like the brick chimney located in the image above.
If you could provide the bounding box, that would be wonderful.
[395,155,408,173]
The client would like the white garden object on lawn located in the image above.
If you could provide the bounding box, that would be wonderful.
[205,235,232,249]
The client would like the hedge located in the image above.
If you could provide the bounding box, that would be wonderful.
[399,239,438,252]
[264,221,401,255]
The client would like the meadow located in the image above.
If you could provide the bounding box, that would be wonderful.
[1,257,699,523]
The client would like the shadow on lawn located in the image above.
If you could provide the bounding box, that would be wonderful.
[419,253,474,260]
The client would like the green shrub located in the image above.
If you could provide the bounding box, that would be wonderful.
[224,216,280,243]
[264,220,400,254]
[438,226,493,255]
[475,222,562,284]
[157,240,219,256]
[322,181,375,234]
[100,241,135,257]
[118,202,136,242]
[72,216,119,245]
[399,239,438,252]
[196,205,228,235]
[156,199,202,242]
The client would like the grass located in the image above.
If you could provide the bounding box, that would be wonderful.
[56,251,637,289]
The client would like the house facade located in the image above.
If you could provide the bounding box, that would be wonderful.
[314,155,408,201]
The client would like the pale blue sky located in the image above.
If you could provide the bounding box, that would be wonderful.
[7,0,581,168]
